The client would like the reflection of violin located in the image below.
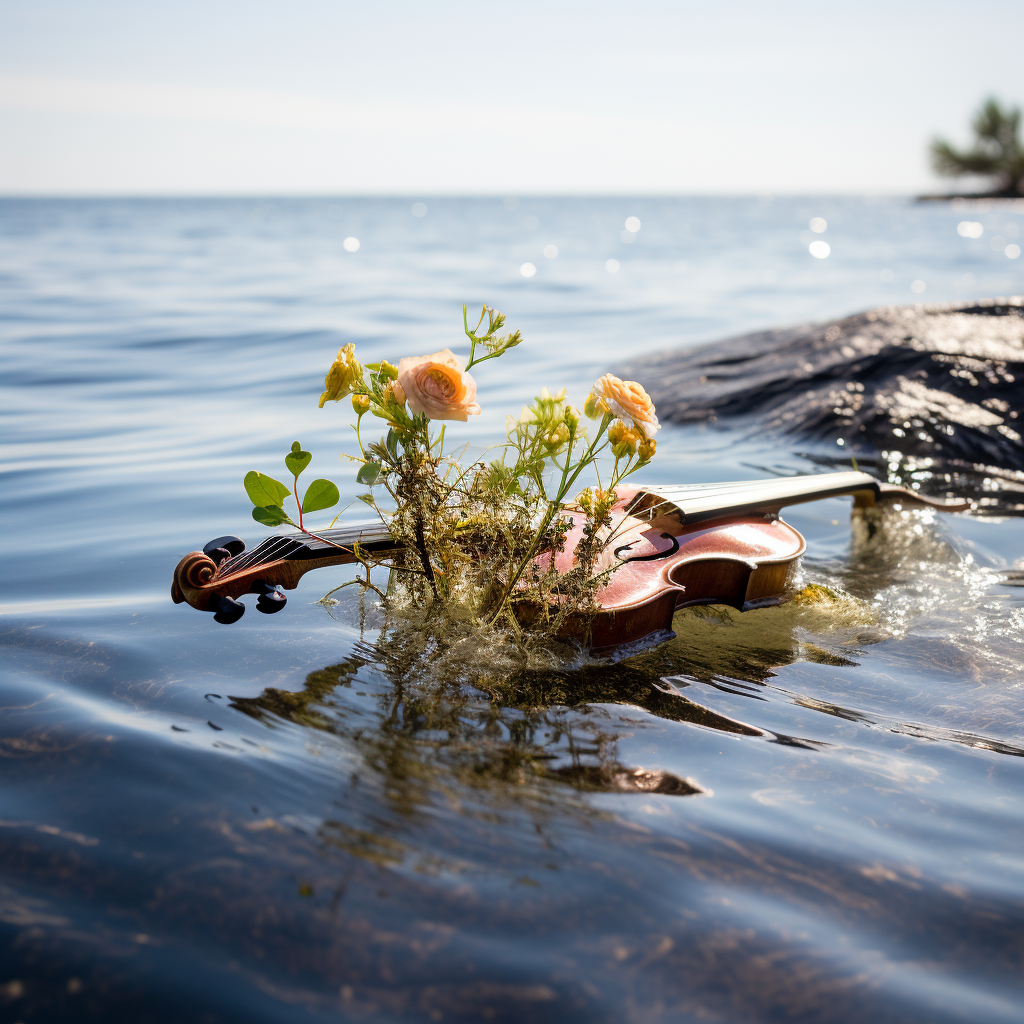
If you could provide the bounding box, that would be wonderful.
[172,471,967,650]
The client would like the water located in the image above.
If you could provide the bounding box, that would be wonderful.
[2,196,1024,1022]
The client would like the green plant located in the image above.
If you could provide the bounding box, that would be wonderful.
[245,305,660,640]
[244,441,340,534]
[931,97,1024,197]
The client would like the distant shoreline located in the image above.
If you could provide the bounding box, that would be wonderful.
[917,190,1024,202]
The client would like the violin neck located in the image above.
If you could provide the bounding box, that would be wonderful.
[214,518,396,581]
[627,471,967,524]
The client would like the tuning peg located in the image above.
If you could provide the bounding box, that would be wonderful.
[213,595,246,624]
[203,536,246,565]
[254,581,287,614]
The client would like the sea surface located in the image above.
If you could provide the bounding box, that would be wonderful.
[2,196,1024,1023]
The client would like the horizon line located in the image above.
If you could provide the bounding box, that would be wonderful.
[0,190,943,200]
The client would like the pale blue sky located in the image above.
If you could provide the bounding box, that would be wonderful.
[1,0,1021,194]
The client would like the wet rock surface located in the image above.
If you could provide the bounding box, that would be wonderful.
[623,298,1024,509]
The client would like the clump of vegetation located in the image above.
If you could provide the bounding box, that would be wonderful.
[931,97,1024,198]
[242,304,660,645]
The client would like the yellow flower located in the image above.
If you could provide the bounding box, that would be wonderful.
[396,349,481,422]
[607,421,628,446]
[319,343,363,408]
[588,373,659,437]
[610,426,639,458]
[542,423,570,450]
[637,437,657,463]
[352,393,371,415]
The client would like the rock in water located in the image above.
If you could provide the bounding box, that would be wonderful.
[622,299,1024,507]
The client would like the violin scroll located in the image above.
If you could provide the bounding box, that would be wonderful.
[171,551,219,610]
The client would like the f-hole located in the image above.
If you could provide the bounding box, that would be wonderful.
[614,532,680,562]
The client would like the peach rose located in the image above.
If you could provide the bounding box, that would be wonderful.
[396,349,481,421]
[588,373,659,437]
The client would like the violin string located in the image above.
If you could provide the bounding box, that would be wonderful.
[217,540,278,579]
[213,519,389,582]
[218,537,291,579]
[217,540,273,577]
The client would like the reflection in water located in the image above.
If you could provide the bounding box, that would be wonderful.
[230,643,714,810]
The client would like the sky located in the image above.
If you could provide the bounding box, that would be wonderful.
[0,0,1022,195]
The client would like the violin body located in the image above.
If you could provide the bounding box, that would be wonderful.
[540,496,805,651]
[172,471,968,648]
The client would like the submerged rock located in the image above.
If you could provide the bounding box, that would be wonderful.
[622,298,1024,510]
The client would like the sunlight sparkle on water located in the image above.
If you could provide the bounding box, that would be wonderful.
[520,262,536,278]
[543,244,559,259]
[911,279,926,293]
[605,258,620,273]
[624,216,641,232]
[957,221,984,238]
[809,240,830,259]
[809,217,827,233]
[1007,244,1021,259]
[343,236,360,252]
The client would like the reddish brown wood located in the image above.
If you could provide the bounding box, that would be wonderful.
[541,492,806,650]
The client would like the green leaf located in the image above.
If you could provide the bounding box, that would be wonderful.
[285,441,312,478]
[252,505,292,526]
[244,471,290,508]
[302,478,340,514]
[356,461,381,486]
[386,428,399,462]
[357,493,377,506]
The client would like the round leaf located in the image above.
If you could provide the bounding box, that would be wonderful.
[252,505,292,527]
[285,444,312,478]
[356,461,381,486]
[302,478,340,514]
[244,471,290,508]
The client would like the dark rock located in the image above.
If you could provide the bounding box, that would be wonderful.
[622,298,1024,510]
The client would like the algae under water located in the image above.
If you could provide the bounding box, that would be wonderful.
[2,197,1024,1022]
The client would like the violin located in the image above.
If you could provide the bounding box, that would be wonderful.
[172,471,968,651]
